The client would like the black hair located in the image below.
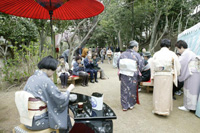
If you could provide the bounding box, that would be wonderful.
[160,39,171,48]
[92,54,97,58]
[59,55,64,59]
[75,56,82,61]
[175,40,188,49]
[37,55,58,71]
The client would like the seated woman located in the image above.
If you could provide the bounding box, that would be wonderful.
[73,56,89,87]
[92,54,106,79]
[84,54,98,83]
[57,56,70,88]
[23,55,74,131]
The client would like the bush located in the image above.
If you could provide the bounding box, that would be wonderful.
[1,42,51,84]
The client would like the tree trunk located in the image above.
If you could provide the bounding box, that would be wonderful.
[39,28,46,57]
[149,10,162,51]
[118,31,123,50]
[178,8,183,34]
[151,15,169,52]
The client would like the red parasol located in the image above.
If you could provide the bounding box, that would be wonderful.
[0,0,104,20]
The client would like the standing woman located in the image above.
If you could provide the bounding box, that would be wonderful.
[73,56,89,87]
[23,55,74,131]
[57,56,70,88]
[117,40,144,111]
[151,39,180,116]
[175,40,200,112]
[106,47,113,64]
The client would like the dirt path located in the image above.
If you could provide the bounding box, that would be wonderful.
[0,62,200,133]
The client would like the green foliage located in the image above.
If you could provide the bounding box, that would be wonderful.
[1,43,51,84]
[0,13,38,47]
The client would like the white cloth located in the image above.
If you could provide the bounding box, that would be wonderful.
[119,58,137,76]
[15,91,47,127]
[15,91,35,126]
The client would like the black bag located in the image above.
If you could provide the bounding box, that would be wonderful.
[68,70,73,76]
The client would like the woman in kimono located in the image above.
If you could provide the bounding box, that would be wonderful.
[117,40,144,111]
[23,56,74,131]
[151,39,181,116]
[175,40,200,112]
[106,47,113,64]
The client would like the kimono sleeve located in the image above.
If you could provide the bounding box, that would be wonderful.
[178,53,191,82]
[150,54,156,79]
[46,79,70,107]
[137,54,144,72]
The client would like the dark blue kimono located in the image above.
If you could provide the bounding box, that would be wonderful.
[117,49,144,109]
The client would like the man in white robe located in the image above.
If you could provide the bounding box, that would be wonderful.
[175,40,200,112]
[151,39,181,116]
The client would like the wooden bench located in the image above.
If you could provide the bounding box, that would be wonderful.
[57,75,81,85]
[140,79,154,93]
[68,75,81,85]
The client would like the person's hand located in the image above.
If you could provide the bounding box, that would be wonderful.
[67,84,75,92]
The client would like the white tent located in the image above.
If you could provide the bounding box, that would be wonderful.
[178,22,200,55]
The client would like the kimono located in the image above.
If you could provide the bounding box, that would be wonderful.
[117,49,144,110]
[178,49,200,111]
[113,52,121,68]
[24,70,71,130]
[151,47,181,115]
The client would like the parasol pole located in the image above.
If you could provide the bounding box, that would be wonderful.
[49,9,57,84]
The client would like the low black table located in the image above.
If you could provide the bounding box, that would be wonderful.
[69,93,117,133]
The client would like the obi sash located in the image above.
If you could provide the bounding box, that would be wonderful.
[15,91,47,127]
[188,56,200,74]
[154,58,172,72]
[119,58,137,76]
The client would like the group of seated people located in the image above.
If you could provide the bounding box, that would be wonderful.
[57,54,106,88]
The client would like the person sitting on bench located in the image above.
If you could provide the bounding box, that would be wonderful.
[73,56,89,87]
[92,54,106,79]
[84,54,98,83]
[141,52,151,82]
[57,56,70,88]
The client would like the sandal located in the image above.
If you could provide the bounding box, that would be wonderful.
[122,108,128,111]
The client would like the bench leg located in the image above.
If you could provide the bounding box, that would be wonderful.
[146,86,150,93]
[72,80,75,85]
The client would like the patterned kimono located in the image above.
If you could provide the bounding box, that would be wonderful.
[117,49,144,110]
[24,70,71,130]
[178,49,200,111]
[151,47,181,115]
